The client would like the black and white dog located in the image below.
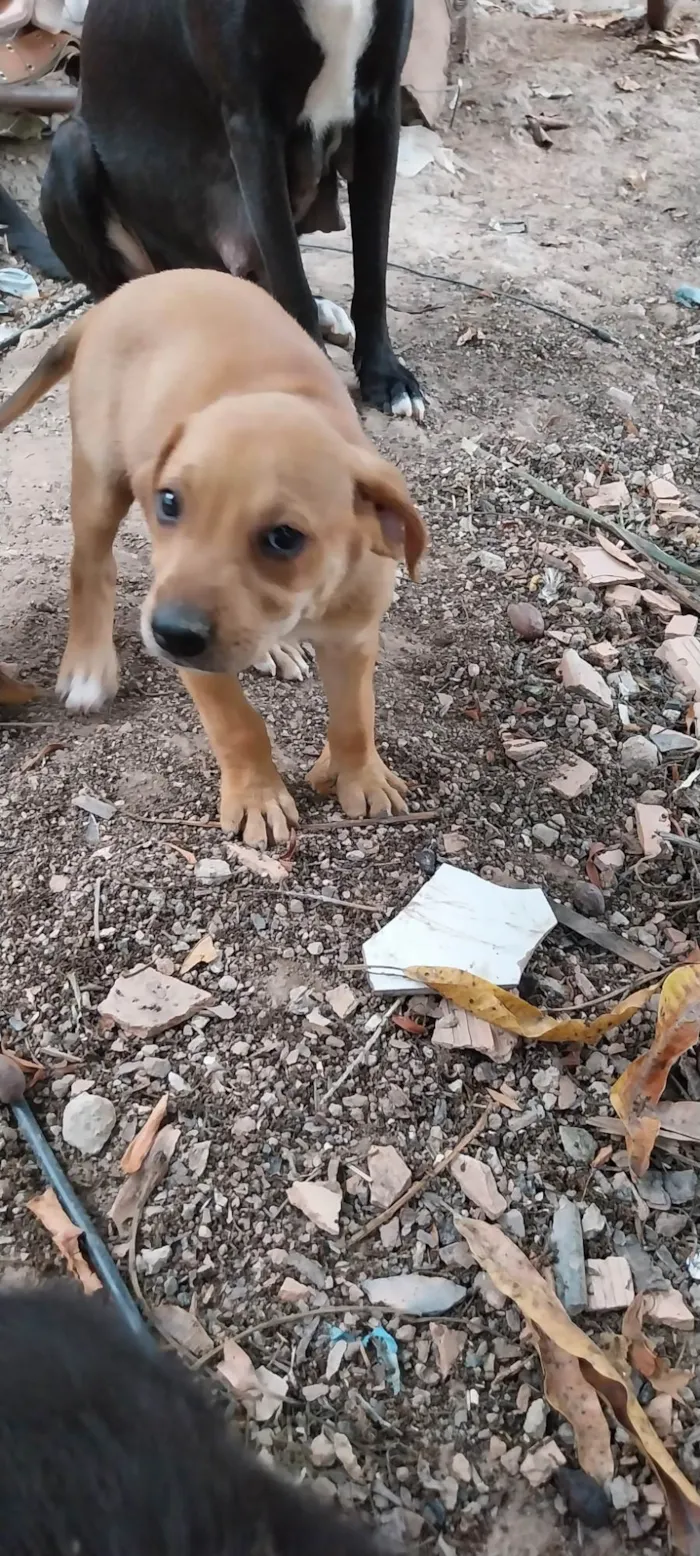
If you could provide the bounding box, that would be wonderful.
[40,0,424,420]
[0,1283,391,1556]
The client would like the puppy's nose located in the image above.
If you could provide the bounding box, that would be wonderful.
[150,602,212,660]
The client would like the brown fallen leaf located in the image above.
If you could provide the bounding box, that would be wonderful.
[408,966,659,1045]
[119,1094,168,1175]
[623,1294,694,1399]
[27,1187,101,1295]
[109,1124,180,1236]
[456,1216,700,1553]
[611,964,700,1175]
[179,933,218,977]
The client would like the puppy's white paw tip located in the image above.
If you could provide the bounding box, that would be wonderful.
[390,391,414,419]
[58,672,110,713]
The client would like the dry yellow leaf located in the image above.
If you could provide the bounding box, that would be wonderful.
[119,1094,168,1175]
[27,1187,101,1295]
[409,966,658,1045]
[534,1327,614,1482]
[612,964,700,1175]
[456,1217,700,1554]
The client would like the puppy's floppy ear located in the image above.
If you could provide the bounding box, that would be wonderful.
[132,422,185,514]
[353,449,427,581]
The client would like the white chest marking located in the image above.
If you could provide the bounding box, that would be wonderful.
[299,0,375,138]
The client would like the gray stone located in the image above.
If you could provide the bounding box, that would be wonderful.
[523,1398,548,1440]
[195,858,231,885]
[478,550,506,574]
[656,1211,688,1238]
[532,823,559,848]
[559,1125,596,1165]
[581,1204,606,1238]
[551,1197,587,1314]
[608,1477,638,1511]
[500,1209,525,1240]
[651,730,699,758]
[61,1093,116,1156]
[619,735,659,776]
[138,1245,172,1276]
[637,1170,671,1211]
[609,670,639,699]
[664,1169,698,1206]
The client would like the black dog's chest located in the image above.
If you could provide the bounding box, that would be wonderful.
[186,0,375,134]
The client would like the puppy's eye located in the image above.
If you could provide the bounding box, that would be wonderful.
[258,524,307,560]
[155,488,181,525]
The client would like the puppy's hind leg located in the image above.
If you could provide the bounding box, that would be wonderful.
[57,450,130,713]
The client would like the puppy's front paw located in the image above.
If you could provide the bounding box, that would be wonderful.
[252,642,312,683]
[315,297,355,351]
[356,349,425,423]
[220,768,299,846]
[307,748,408,818]
[56,645,119,712]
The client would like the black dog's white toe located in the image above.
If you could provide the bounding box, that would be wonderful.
[357,350,425,423]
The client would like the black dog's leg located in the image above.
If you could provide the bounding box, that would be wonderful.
[0,184,68,281]
[348,88,424,421]
[41,116,131,298]
[224,111,322,343]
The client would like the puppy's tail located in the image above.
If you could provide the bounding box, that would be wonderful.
[0,315,87,431]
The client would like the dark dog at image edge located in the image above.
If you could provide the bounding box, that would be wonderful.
[0,1284,392,1556]
[40,0,424,421]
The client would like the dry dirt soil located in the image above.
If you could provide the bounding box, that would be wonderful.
[1,7,700,1555]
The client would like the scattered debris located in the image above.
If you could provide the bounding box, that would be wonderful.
[99,967,213,1038]
[656,636,700,697]
[451,1154,507,1218]
[430,1321,467,1379]
[217,1339,288,1421]
[585,480,630,512]
[325,984,359,1020]
[151,1303,211,1358]
[665,614,698,639]
[287,1181,342,1236]
[432,1000,516,1061]
[364,866,556,993]
[226,842,290,882]
[635,801,672,859]
[560,649,614,709]
[179,934,218,976]
[367,1145,412,1208]
[587,1256,635,1311]
[549,756,598,799]
[570,544,643,587]
[362,1273,466,1316]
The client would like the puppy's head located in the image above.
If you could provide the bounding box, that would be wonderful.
[135,393,426,675]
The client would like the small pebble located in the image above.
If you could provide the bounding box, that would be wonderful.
[507,601,545,641]
[571,882,605,918]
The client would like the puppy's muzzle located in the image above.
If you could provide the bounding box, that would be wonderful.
[150,602,213,663]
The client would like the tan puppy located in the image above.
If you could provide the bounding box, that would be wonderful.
[0,271,426,843]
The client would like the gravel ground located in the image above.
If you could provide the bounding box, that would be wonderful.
[1,5,700,1553]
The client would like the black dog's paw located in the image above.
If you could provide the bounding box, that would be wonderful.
[356,350,425,423]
